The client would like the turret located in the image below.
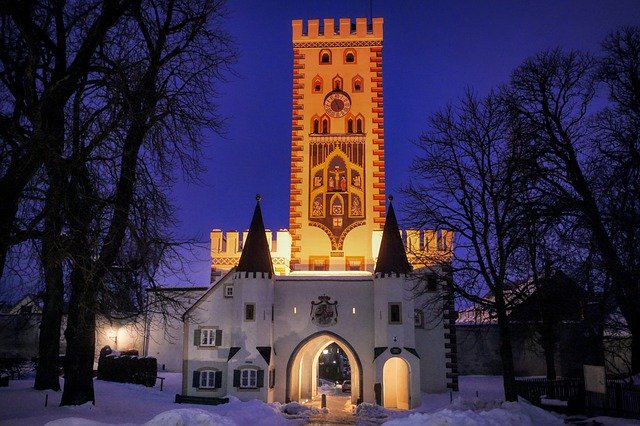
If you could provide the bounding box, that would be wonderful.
[232,196,274,350]
[374,198,414,348]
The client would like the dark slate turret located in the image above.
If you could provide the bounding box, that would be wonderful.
[375,197,412,275]
[237,195,274,276]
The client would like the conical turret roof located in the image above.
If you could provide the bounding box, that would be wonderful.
[237,196,274,275]
[374,198,411,275]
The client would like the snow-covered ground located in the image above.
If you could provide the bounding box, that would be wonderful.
[0,373,638,425]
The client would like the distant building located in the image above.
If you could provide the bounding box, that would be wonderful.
[179,17,455,409]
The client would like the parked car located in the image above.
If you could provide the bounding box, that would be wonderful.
[341,380,351,393]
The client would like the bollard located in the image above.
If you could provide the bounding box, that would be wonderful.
[45,394,48,407]
[321,393,327,409]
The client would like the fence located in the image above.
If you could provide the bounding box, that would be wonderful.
[515,377,640,419]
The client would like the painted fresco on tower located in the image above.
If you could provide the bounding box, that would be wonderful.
[308,137,365,250]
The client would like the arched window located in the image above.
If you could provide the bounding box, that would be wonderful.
[320,50,331,64]
[313,119,319,134]
[312,76,323,93]
[352,75,363,92]
[322,119,328,134]
[344,49,356,64]
[356,118,363,133]
[332,75,343,91]
[347,119,353,133]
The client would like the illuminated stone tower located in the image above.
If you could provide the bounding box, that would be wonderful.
[290,18,386,272]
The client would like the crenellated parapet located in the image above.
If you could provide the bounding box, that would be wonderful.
[372,228,453,269]
[210,228,292,281]
[292,17,383,44]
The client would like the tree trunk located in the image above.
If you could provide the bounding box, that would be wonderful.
[33,251,64,390]
[60,267,97,406]
[495,295,518,401]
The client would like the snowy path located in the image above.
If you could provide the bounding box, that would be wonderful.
[1,374,639,425]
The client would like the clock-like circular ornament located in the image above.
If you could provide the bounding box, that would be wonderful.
[324,91,351,118]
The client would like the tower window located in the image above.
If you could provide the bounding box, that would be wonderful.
[320,50,331,64]
[312,76,323,93]
[356,119,363,133]
[345,256,364,271]
[345,52,355,63]
[352,76,363,92]
[427,275,438,292]
[313,119,319,134]
[245,303,256,321]
[347,119,353,133]
[388,303,402,324]
[322,119,328,134]
[310,256,329,271]
[332,75,343,91]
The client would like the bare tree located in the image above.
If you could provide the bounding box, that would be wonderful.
[58,0,234,405]
[0,0,137,391]
[505,44,640,374]
[403,90,530,401]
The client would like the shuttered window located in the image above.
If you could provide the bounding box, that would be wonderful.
[194,328,222,347]
[192,369,222,389]
[233,368,264,389]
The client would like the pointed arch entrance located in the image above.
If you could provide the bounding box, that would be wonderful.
[383,357,410,409]
[286,331,363,404]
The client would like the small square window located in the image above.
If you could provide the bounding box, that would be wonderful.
[310,256,328,271]
[224,285,234,298]
[245,303,255,321]
[389,303,402,324]
[345,256,364,271]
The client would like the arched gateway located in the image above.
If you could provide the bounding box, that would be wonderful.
[286,331,363,404]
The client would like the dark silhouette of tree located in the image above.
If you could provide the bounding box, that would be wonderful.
[404,90,530,401]
[2,0,234,404]
[0,0,137,392]
[505,41,640,374]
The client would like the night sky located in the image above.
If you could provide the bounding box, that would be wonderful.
[165,0,640,285]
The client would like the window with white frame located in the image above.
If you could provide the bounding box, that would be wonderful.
[241,369,257,388]
[196,328,221,347]
[199,370,217,388]
[224,284,234,298]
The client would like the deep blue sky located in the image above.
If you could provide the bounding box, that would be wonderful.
[167,0,640,285]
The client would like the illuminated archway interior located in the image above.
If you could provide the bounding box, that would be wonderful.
[288,334,360,404]
[383,357,410,409]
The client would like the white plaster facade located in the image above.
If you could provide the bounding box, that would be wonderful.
[181,266,449,408]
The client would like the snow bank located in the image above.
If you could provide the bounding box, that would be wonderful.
[144,409,235,426]
[355,402,389,420]
[383,399,564,426]
[273,401,326,418]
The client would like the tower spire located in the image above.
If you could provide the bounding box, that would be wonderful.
[237,195,274,275]
[375,197,411,275]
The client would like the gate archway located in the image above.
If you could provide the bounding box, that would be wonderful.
[286,331,363,404]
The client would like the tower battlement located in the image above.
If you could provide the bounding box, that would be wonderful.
[210,229,292,279]
[292,17,383,42]
[372,228,453,267]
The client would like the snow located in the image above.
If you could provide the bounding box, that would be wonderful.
[1,373,639,425]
